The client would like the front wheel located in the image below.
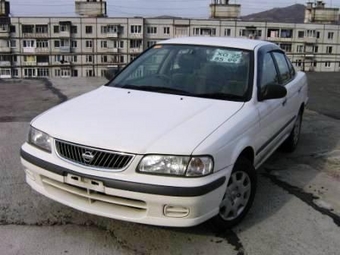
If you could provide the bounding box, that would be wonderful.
[210,157,257,230]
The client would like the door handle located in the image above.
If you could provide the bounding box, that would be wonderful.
[282,98,287,106]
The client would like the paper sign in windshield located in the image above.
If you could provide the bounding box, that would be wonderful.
[211,50,243,63]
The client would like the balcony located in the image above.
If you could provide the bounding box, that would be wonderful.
[35,48,50,53]
[129,48,143,53]
[107,32,119,38]
[22,33,36,38]
[108,47,120,53]
[0,46,11,52]
[23,61,37,66]
[129,33,143,39]
[59,46,71,53]
[0,61,11,67]
[23,47,36,53]
[304,37,317,44]
[0,31,9,38]
[59,31,71,38]
[37,62,49,66]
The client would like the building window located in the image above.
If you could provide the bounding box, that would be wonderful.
[9,39,16,48]
[54,26,59,33]
[130,39,142,48]
[22,25,34,34]
[313,61,317,67]
[326,46,333,54]
[314,46,319,53]
[101,55,108,63]
[280,43,292,53]
[101,40,108,48]
[296,45,304,53]
[35,25,48,34]
[298,31,304,38]
[85,26,93,34]
[328,32,334,40]
[36,40,49,48]
[130,25,142,34]
[306,30,316,37]
[295,60,302,67]
[325,62,331,67]
[316,31,320,38]
[86,69,95,77]
[54,40,60,48]
[10,25,16,33]
[193,27,216,36]
[280,29,293,38]
[101,69,107,77]
[71,26,77,34]
[0,55,11,62]
[164,27,170,35]
[13,69,19,77]
[175,27,188,37]
[224,28,231,36]
[73,55,77,63]
[72,69,78,77]
[86,40,93,48]
[147,26,157,34]
[37,68,49,77]
[120,40,124,48]
[24,68,36,77]
[60,25,68,32]
[147,40,157,48]
[23,40,35,48]
[71,40,77,48]
[86,55,93,63]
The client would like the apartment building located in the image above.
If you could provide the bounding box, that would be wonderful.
[1,0,340,78]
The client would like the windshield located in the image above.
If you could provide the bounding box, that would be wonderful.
[107,44,253,101]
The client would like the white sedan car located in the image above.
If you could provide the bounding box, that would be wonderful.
[21,37,308,229]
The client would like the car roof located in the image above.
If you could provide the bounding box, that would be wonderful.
[158,37,276,51]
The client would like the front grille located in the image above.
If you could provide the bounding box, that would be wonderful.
[55,140,134,170]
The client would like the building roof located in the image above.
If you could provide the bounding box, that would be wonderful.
[159,37,273,50]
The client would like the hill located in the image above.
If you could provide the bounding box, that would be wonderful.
[241,4,305,23]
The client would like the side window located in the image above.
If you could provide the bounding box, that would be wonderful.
[260,53,279,88]
[272,52,291,84]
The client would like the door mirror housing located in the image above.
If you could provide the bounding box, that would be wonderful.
[259,84,287,101]
[104,67,120,81]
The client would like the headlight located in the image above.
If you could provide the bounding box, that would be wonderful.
[28,126,52,153]
[138,155,213,177]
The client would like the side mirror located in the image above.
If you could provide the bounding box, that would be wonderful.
[259,84,287,101]
[104,68,120,81]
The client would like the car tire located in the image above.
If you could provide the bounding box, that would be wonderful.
[210,157,257,230]
[281,110,303,153]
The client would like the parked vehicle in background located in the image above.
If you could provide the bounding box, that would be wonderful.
[21,37,308,229]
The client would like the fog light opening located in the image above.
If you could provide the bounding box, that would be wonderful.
[25,169,35,181]
[163,205,190,218]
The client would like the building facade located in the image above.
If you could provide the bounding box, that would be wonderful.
[1,2,340,78]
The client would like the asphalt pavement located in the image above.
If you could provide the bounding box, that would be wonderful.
[0,74,339,255]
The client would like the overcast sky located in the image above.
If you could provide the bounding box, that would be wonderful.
[7,0,340,18]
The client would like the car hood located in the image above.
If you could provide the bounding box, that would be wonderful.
[33,86,244,155]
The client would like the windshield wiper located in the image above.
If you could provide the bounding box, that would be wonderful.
[196,93,245,101]
[121,85,192,96]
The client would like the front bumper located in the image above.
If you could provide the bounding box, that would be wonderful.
[21,145,231,227]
